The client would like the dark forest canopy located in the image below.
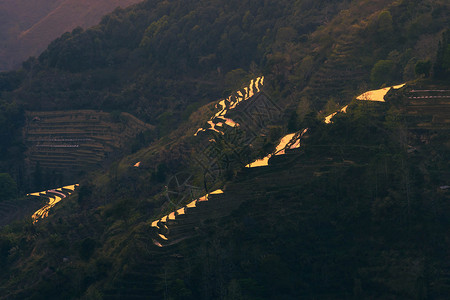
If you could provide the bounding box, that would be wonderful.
[0,0,448,194]
[0,0,448,187]
[2,0,447,121]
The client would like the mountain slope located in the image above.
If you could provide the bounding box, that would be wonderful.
[0,0,447,192]
[0,0,142,71]
[0,1,448,298]
[1,81,449,299]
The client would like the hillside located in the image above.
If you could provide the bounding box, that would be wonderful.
[0,0,447,190]
[0,0,449,299]
[1,81,449,299]
[24,110,154,187]
[0,0,142,71]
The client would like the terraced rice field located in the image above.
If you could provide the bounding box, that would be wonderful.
[28,184,79,223]
[24,110,153,174]
[195,76,264,136]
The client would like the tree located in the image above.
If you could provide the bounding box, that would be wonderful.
[0,173,17,201]
[370,60,394,87]
[415,60,432,78]
[224,69,249,91]
[434,30,450,79]
[377,11,393,36]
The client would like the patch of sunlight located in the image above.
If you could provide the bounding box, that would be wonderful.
[186,200,197,208]
[198,195,208,202]
[194,76,264,136]
[195,128,206,135]
[134,161,141,167]
[63,184,78,191]
[274,133,296,155]
[356,84,405,102]
[32,195,62,223]
[246,129,307,168]
[210,189,224,194]
[30,184,78,223]
[246,157,270,168]
[149,189,226,242]
[324,105,349,124]
[158,234,168,240]
[289,133,303,150]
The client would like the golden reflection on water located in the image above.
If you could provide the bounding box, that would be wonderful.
[246,156,270,168]
[274,133,296,155]
[150,189,225,239]
[325,84,406,124]
[210,189,224,194]
[325,84,405,124]
[324,105,349,124]
[158,234,168,240]
[245,129,307,168]
[30,184,79,223]
[186,200,197,208]
[194,76,264,136]
[151,220,160,228]
[356,84,405,102]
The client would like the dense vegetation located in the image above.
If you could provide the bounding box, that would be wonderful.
[0,0,448,194]
[1,84,449,299]
[0,0,142,71]
[0,0,449,298]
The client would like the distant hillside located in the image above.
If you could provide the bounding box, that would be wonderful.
[2,0,445,113]
[0,0,142,71]
[1,80,449,299]
[0,0,448,194]
[0,0,448,297]
[23,110,154,187]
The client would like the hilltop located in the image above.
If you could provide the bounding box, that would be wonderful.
[0,0,142,71]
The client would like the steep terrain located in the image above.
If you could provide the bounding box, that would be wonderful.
[24,110,153,182]
[0,0,142,71]
[0,0,448,299]
[0,0,446,192]
[1,82,449,299]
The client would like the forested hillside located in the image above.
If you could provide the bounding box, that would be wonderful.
[1,0,448,188]
[0,0,449,298]
[0,0,142,71]
[6,0,448,117]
